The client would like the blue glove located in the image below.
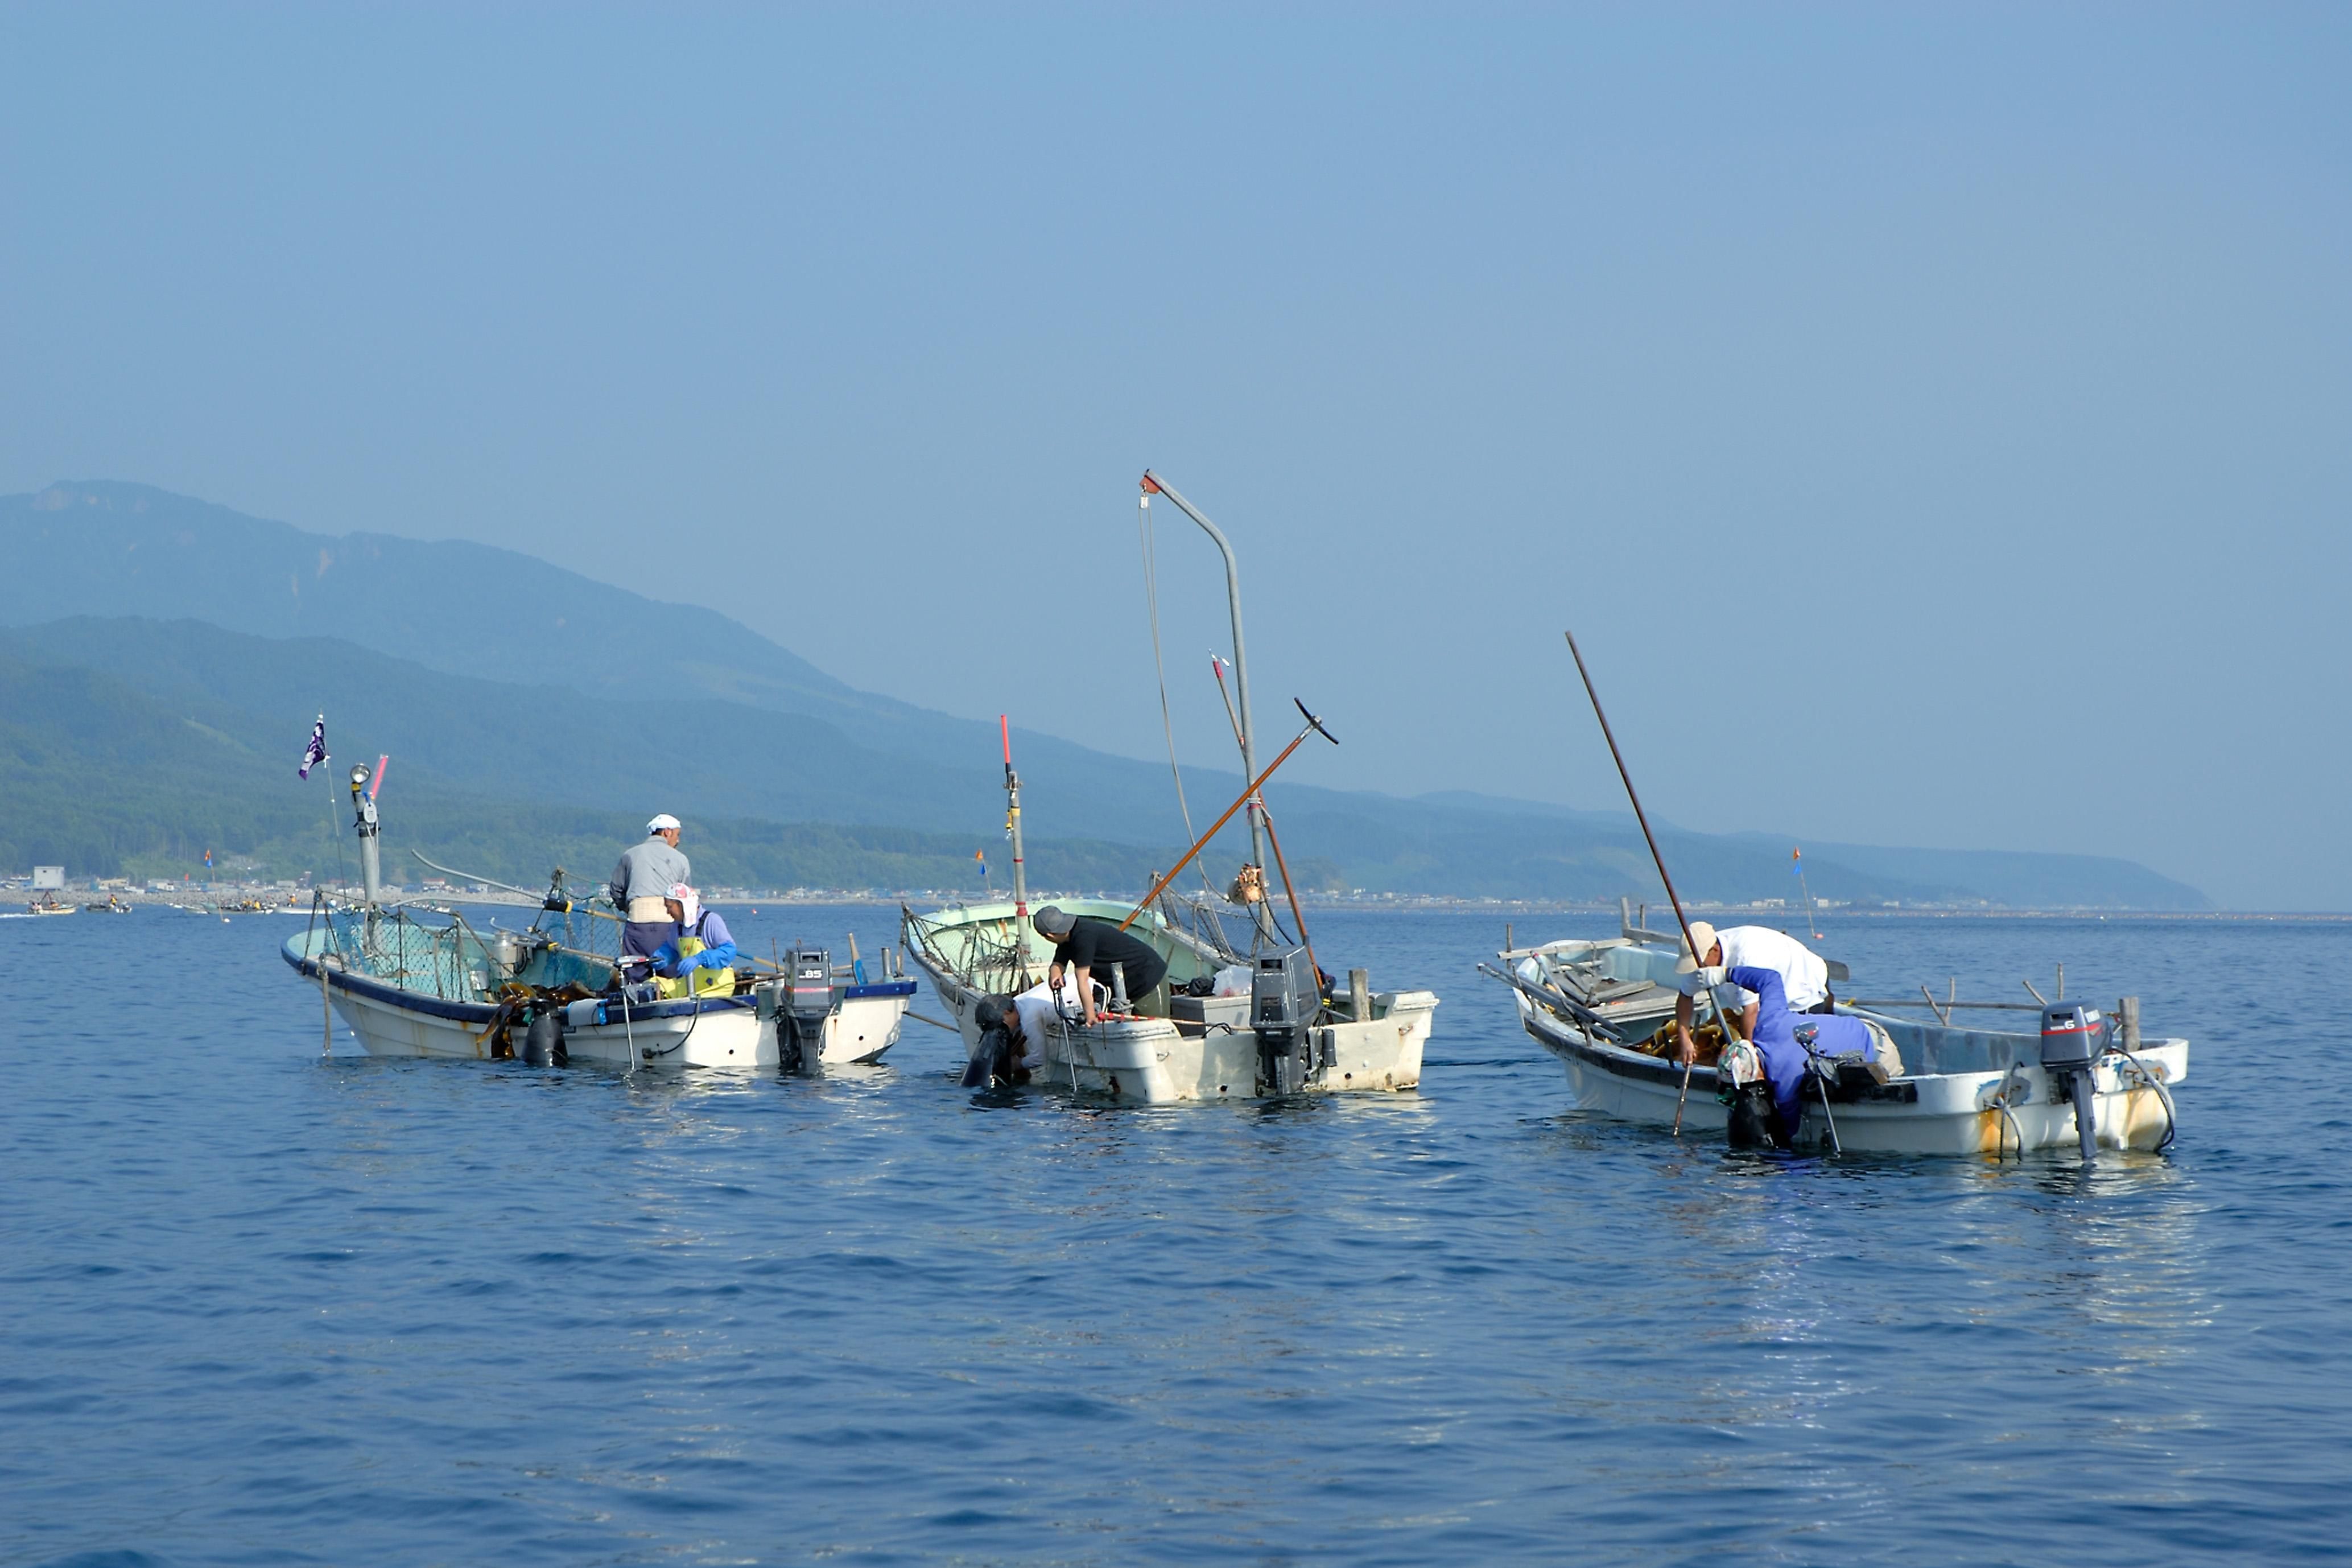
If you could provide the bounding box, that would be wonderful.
[675,948,715,973]
[649,943,683,975]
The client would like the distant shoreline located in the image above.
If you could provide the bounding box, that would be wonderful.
[13,888,2343,921]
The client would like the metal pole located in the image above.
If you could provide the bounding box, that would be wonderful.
[1141,473,1270,904]
[620,976,638,1071]
[1257,804,1321,990]
[349,765,382,910]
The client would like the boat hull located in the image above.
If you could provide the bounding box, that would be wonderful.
[1516,997,2185,1156]
[285,939,909,1070]
[915,950,1435,1103]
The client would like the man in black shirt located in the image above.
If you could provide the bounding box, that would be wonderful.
[1034,905,1169,1025]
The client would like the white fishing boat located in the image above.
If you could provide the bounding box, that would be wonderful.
[282,762,913,1071]
[902,471,1442,1103]
[286,917,913,1070]
[905,894,1437,1102]
[1484,907,2186,1157]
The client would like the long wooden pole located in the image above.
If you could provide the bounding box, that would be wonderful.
[1119,709,1332,933]
[1562,629,1721,1134]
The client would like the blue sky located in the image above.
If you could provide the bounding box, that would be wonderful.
[3,5,2346,907]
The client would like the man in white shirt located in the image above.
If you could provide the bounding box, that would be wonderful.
[1672,920,1834,1067]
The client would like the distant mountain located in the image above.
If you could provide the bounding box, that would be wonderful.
[0,482,2214,910]
[0,480,1159,833]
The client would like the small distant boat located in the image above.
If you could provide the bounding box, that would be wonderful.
[27,894,75,916]
[83,896,133,913]
[1485,905,2186,1157]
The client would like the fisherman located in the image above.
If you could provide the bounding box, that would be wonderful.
[969,993,1042,1086]
[1033,905,1168,1026]
[609,814,692,973]
[650,884,738,998]
[1718,962,1900,1148]
[1673,919,1834,1064]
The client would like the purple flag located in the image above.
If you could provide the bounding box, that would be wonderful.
[298,716,329,779]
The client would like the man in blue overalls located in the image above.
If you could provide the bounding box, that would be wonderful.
[1722,964,1901,1149]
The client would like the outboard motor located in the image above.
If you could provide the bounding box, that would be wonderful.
[2041,1001,2110,1161]
[1251,946,1322,1096]
[778,946,834,1074]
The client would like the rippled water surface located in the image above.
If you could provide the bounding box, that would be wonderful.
[5,906,2347,1565]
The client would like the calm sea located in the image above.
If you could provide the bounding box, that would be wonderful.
[3,906,2346,1566]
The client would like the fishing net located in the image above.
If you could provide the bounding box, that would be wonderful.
[902,905,1037,995]
[309,870,625,1004]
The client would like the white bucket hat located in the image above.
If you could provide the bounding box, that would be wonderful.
[1673,919,1721,974]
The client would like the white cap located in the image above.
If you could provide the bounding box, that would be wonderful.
[647,813,681,835]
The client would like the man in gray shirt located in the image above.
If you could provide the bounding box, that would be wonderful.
[610,814,692,971]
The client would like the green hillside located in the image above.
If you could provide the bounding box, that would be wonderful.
[0,479,2215,910]
[0,651,1166,893]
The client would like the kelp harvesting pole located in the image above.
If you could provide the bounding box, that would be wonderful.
[1121,699,1338,933]
[1562,630,1723,1134]
[1139,472,1272,929]
[1002,716,1031,986]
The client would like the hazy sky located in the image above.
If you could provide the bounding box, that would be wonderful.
[5,5,2346,908]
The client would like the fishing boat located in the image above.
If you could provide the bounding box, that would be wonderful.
[905,892,1437,1102]
[902,472,1440,1103]
[28,894,75,916]
[281,761,914,1070]
[1484,906,2186,1157]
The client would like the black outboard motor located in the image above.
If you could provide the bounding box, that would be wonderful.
[1251,946,1321,1096]
[778,946,834,1074]
[2041,1001,2110,1161]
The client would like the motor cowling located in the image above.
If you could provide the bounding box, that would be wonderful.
[1251,946,1322,1095]
[2040,1002,2109,1069]
[2041,1002,2109,1160]
[778,946,834,1072]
